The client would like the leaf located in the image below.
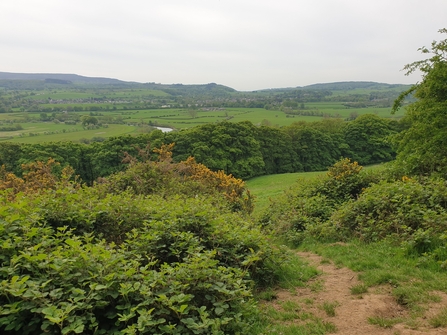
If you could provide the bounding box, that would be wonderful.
[214,307,224,315]
[178,304,188,313]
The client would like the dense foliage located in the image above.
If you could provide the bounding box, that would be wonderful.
[261,160,447,270]
[392,28,447,177]
[0,115,398,181]
[0,155,282,334]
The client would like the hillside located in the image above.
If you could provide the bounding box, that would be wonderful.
[0,71,410,93]
[0,72,126,84]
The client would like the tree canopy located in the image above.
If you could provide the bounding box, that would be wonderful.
[392,28,447,176]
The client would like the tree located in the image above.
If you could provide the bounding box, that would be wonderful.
[343,114,396,165]
[254,126,296,174]
[166,121,265,179]
[81,115,98,126]
[392,28,447,176]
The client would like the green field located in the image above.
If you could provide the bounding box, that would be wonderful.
[26,88,170,100]
[0,102,403,143]
[0,80,407,143]
[0,123,137,143]
[246,171,325,215]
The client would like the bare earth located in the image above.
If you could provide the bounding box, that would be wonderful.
[266,252,447,335]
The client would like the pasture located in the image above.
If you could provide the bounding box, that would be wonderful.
[0,97,404,143]
[26,88,170,100]
[0,122,136,143]
[246,171,325,215]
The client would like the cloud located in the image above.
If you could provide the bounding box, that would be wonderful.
[1,0,446,90]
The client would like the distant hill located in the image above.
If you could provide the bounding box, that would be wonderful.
[0,72,410,94]
[0,72,126,85]
[299,81,407,91]
[0,72,237,97]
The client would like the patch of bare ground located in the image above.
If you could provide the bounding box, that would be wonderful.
[262,252,447,335]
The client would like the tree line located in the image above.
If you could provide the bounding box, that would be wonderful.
[0,114,400,183]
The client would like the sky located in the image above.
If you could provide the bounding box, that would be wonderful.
[1,0,446,91]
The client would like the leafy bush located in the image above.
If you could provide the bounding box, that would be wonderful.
[97,144,254,214]
[0,150,283,333]
[326,177,447,268]
[260,159,382,245]
[330,178,447,246]
[0,213,256,334]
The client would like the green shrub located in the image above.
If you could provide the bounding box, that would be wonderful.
[8,188,280,285]
[260,159,382,245]
[0,183,285,333]
[0,214,257,334]
[331,178,447,245]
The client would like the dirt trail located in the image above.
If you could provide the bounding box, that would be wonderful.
[267,252,447,335]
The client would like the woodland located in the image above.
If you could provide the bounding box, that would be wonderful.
[0,30,446,334]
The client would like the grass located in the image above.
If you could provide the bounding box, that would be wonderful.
[246,171,325,215]
[429,308,447,327]
[246,164,383,216]
[350,283,368,295]
[0,123,136,143]
[251,245,335,334]
[368,316,402,328]
[320,301,339,317]
[256,303,337,334]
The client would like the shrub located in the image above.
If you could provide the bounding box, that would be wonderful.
[331,178,447,244]
[97,144,254,214]
[260,159,382,245]
[0,147,284,333]
[0,213,256,334]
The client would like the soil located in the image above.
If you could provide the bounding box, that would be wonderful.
[263,252,447,335]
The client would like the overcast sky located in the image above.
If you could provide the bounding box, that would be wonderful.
[1,0,446,91]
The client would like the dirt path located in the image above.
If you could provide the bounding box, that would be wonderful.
[265,252,447,335]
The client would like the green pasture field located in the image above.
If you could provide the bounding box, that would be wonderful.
[0,123,137,144]
[35,103,152,112]
[123,108,325,129]
[294,102,404,118]
[28,92,98,100]
[0,101,404,143]
[246,171,325,215]
[124,105,401,130]
[27,88,170,100]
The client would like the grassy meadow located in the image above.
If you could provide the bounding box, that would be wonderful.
[246,171,325,215]
[0,122,137,143]
[0,100,404,143]
[246,164,385,215]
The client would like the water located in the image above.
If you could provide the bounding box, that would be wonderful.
[155,126,173,133]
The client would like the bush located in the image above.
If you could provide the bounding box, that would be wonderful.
[98,150,254,214]
[0,150,283,333]
[331,178,447,243]
[0,213,256,334]
[260,159,382,245]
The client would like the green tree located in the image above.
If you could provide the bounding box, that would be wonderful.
[254,126,297,174]
[81,115,98,126]
[343,114,396,165]
[392,28,447,176]
[166,121,264,179]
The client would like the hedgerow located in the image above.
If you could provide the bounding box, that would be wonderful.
[0,150,282,334]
